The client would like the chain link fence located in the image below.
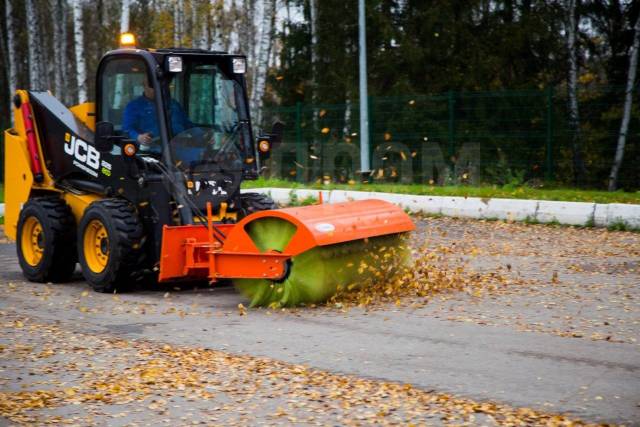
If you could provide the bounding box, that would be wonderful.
[261,86,639,190]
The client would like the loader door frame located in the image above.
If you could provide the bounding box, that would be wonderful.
[95,50,172,166]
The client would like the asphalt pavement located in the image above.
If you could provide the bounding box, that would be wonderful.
[0,217,639,425]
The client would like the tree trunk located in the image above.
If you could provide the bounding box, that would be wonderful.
[565,0,586,186]
[73,0,88,103]
[239,0,256,68]
[250,0,276,130]
[209,0,220,50]
[5,0,17,107]
[52,0,65,99]
[343,93,352,136]
[174,0,185,47]
[608,12,640,191]
[120,0,130,33]
[26,0,43,90]
[197,2,209,49]
[60,2,71,105]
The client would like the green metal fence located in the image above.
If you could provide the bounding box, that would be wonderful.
[261,86,639,190]
[0,86,637,191]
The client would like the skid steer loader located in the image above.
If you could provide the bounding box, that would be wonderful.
[3,34,414,303]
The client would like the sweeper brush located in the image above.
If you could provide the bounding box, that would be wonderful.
[234,217,411,307]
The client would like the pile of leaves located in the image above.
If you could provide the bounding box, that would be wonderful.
[327,243,507,310]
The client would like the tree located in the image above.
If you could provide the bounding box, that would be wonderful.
[250,0,276,129]
[565,0,586,186]
[26,0,45,90]
[4,0,17,112]
[52,0,67,100]
[608,11,640,191]
[175,0,185,47]
[73,0,88,103]
[121,0,130,33]
[308,0,318,103]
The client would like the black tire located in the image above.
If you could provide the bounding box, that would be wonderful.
[16,197,77,283]
[77,199,145,293]
[239,192,277,218]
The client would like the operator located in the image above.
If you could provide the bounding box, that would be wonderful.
[122,76,194,152]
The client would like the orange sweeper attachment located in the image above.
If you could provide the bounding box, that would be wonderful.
[159,199,415,307]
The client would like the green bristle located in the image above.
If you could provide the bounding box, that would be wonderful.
[233,218,410,307]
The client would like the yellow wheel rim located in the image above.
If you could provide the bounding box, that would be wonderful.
[83,219,109,273]
[21,216,44,267]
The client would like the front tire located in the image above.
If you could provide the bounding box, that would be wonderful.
[16,197,77,283]
[78,199,145,293]
[239,192,277,218]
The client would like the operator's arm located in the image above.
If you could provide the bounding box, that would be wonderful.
[122,101,140,141]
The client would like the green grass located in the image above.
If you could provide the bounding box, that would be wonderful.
[243,178,640,205]
[0,183,3,202]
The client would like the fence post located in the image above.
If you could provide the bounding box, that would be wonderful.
[295,102,305,182]
[545,86,554,181]
[447,90,456,170]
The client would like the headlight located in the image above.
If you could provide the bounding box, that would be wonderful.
[258,139,270,153]
[123,143,137,157]
[232,57,246,74]
[168,56,183,73]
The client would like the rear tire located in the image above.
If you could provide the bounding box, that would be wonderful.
[78,199,145,293]
[16,197,77,283]
[239,192,277,218]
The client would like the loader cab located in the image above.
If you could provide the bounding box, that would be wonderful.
[95,48,259,214]
[96,49,256,165]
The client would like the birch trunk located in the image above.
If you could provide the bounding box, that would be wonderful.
[5,0,17,102]
[120,0,130,33]
[26,0,43,90]
[199,19,209,49]
[174,0,185,47]
[343,94,352,136]
[210,0,230,51]
[190,0,200,48]
[52,0,65,99]
[61,3,71,105]
[209,0,219,50]
[73,0,88,103]
[250,0,276,129]
[565,0,586,185]
[227,0,240,52]
[608,12,640,191]
[197,2,209,49]
[239,0,256,65]
[113,0,131,108]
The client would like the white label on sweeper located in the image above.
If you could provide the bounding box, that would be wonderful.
[314,223,336,233]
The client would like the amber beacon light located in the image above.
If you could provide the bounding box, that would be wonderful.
[119,33,136,48]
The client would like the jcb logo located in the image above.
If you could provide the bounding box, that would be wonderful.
[64,133,100,177]
[64,133,100,170]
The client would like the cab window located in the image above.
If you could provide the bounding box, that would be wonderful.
[100,58,151,133]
